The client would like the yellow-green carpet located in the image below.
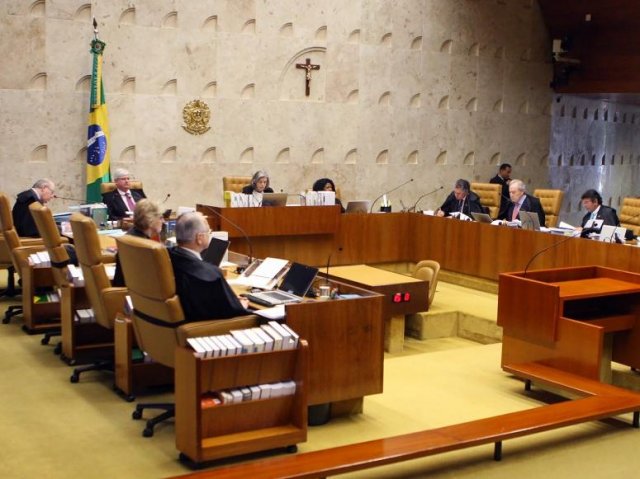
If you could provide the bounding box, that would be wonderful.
[1,280,639,478]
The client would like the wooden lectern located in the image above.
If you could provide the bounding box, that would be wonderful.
[499,266,640,381]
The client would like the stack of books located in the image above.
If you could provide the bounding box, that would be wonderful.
[201,380,297,408]
[29,251,51,268]
[33,291,60,304]
[74,308,95,324]
[186,321,299,359]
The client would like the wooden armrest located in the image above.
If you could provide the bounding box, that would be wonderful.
[101,254,117,264]
[12,245,46,266]
[102,287,128,319]
[18,238,44,247]
[176,314,259,346]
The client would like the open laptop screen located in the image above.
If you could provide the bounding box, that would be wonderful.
[278,262,318,296]
[262,193,288,207]
[345,200,370,214]
[202,237,230,266]
[519,211,541,231]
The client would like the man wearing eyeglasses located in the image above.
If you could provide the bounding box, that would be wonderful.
[102,168,146,220]
[12,178,56,237]
[169,212,251,321]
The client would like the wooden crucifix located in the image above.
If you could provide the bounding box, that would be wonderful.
[295,58,320,96]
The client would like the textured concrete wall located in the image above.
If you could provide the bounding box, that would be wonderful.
[0,0,552,212]
[549,95,640,226]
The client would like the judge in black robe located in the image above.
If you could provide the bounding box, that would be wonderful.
[169,247,248,322]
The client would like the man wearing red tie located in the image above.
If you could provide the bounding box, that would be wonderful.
[500,179,546,226]
[102,168,146,220]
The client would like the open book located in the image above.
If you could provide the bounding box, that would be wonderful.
[228,257,289,290]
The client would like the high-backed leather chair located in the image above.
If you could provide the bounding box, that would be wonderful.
[470,183,501,218]
[533,189,564,227]
[0,193,46,323]
[619,197,640,236]
[68,212,126,382]
[0,232,19,299]
[412,260,441,308]
[100,181,144,194]
[116,234,258,437]
[222,176,252,194]
[29,203,79,348]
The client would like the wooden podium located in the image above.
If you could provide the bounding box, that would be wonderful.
[499,266,640,381]
[196,204,340,265]
[327,265,428,353]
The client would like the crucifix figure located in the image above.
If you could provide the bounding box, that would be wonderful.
[295,58,320,96]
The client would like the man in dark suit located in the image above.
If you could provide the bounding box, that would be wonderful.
[102,168,146,220]
[436,179,485,218]
[489,163,512,217]
[580,189,619,228]
[169,212,250,322]
[500,179,546,226]
[12,179,56,237]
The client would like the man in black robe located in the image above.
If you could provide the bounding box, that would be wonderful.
[12,179,56,237]
[169,212,249,322]
[436,179,485,218]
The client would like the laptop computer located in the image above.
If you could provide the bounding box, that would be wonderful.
[262,193,288,207]
[471,212,493,223]
[202,237,230,266]
[345,200,371,214]
[599,225,627,243]
[246,262,319,306]
[519,211,541,231]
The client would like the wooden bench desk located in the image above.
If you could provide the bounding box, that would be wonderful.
[169,362,640,479]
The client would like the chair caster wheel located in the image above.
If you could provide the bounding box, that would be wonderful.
[68,359,76,366]
[53,343,62,355]
[126,395,135,403]
[286,445,298,454]
[142,427,154,438]
[70,374,79,383]
[2,316,10,324]
[132,410,143,420]
[41,336,49,345]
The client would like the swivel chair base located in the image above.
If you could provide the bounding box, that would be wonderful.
[132,403,175,437]
[0,266,20,299]
[3,305,22,324]
[70,360,113,382]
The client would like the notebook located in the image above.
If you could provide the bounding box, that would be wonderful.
[202,237,230,266]
[246,262,319,306]
[262,193,288,207]
[345,200,371,214]
[471,212,493,223]
[519,211,541,231]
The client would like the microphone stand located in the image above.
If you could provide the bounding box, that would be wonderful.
[198,204,254,273]
[409,186,444,212]
[523,234,575,277]
[54,195,87,203]
[369,178,414,213]
[325,247,343,286]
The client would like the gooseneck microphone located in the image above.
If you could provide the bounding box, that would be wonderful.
[369,178,414,213]
[198,204,254,272]
[54,195,87,203]
[410,186,444,212]
[523,234,575,277]
[325,247,343,286]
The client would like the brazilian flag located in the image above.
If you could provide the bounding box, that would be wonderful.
[86,37,111,203]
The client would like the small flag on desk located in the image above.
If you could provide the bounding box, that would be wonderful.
[86,32,111,203]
